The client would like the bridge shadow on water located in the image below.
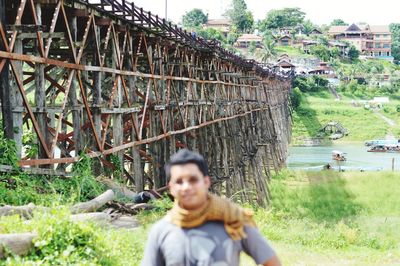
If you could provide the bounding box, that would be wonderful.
[300,171,363,223]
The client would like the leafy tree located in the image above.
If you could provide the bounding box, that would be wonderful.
[290,87,302,109]
[226,32,239,45]
[182,8,208,29]
[347,46,360,62]
[330,47,341,58]
[197,28,225,42]
[330,19,348,26]
[225,0,254,32]
[301,19,316,35]
[260,8,305,31]
[248,41,257,53]
[310,44,331,61]
[292,75,329,93]
[390,23,400,61]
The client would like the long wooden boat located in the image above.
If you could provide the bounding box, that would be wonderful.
[367,145,400,153]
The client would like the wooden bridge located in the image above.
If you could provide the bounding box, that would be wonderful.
[0,0,293,206]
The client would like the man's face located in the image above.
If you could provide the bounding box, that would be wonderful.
[168,163,210,210]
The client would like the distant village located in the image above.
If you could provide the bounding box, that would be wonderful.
[203,19,392,57]
[203,19,393,71]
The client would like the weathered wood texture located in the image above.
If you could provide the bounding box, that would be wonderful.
[0,189,115,217]
[0,233,38,259]
[0,0,293,205]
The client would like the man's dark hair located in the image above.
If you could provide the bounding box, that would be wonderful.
[165,149,208,180]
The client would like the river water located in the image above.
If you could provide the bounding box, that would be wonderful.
[287,143,400,171]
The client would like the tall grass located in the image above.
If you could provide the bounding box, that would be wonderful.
[259,171,400,256]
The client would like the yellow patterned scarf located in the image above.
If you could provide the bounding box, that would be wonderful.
[167,194,256,240]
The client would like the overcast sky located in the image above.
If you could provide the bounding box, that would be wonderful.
[132,0,400,26]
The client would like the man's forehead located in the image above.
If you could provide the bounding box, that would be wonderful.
[170,163,203,175]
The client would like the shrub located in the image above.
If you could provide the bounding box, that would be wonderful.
[292,75,329,93]
[0,131,18,168]
[290,87,302,109]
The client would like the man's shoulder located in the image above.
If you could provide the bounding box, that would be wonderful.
[150,216,170,230]
[148,215,181,235]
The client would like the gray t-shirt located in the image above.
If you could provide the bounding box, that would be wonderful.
[141,217,275,266]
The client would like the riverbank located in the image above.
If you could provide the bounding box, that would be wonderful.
[291,91,400,145]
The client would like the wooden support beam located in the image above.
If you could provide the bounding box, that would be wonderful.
[0,0,13,140]
[34,2,50,162]
[100,107,141,114]
[11,37,23,158]
[17,32,65,39]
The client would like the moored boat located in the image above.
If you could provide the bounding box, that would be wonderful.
[332,150,347,161]
[367,144,400,153]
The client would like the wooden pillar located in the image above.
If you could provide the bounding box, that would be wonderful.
[113,78,123,175]
[92,22,102,175]
[34,3,49,162]
[187,54,197,150]
[69,15,82,155]
[0,0,13,139]
[11,38,23,158]
[128,36,143,192]
[111,32,123,176]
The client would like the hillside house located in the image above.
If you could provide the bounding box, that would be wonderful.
[328,24,393,61]
[234,34,263,48]
[275,35,293,46]
[309,28,323,36]
[203,19,231,37]
[274,55,295,72]
[302,40,319,53]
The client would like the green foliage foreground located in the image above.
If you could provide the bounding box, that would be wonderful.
[1,170,399,265]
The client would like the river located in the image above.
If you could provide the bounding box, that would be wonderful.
[287,143,400,171]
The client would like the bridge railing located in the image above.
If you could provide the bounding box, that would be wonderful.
[75,0,292,79]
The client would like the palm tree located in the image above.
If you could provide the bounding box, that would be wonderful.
[254,38,276,63]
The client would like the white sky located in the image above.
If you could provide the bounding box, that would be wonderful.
[132,0,400,26]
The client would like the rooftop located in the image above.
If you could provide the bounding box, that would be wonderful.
[237,34,263,42]
[329,24,391,35]
[206,19,231,26]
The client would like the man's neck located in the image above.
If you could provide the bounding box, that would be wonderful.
[178,197,208,211]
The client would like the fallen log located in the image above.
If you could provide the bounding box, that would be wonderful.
[97,176,137,200]
[97,176,165,201]
[104,202,155,215]
[130,203,155,212]
[0,190,115,218]
[71,212,112,224]
[0,233,37,258]
[70,190,115,214]
[0,203,37,219]
[111,215,140,229]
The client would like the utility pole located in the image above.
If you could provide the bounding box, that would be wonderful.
[165,0,168,20]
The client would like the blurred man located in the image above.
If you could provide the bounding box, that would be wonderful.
[141,149,281,266]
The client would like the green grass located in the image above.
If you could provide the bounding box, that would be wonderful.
[242,170,400,265]
[1,170,399,265]
[275,45,314,58]
[292,91,400,144]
